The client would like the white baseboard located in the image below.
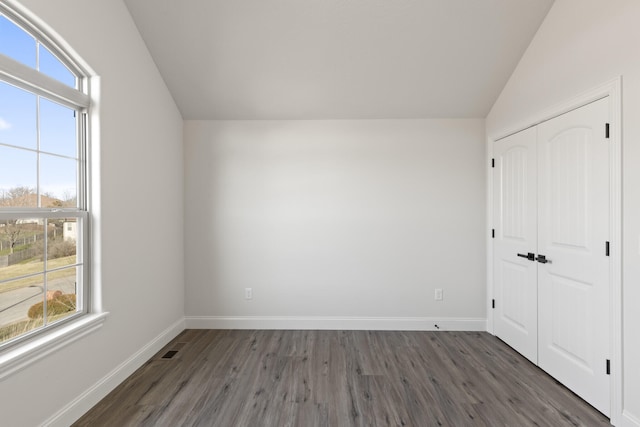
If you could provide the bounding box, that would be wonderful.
[185,316,487,331]
[621,410,640,427]
[42,318,185,427]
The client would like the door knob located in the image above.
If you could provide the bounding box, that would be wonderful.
[536,254,551,264]
[517,252,536,261]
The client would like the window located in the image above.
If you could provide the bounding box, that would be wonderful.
[0,6,91,350]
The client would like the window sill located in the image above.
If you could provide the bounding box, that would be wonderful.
[0,312,109,381]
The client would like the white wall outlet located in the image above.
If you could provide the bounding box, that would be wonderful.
[434,288,443,301]
[245,288,253,300]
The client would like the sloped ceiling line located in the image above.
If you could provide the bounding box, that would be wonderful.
[124,0,554,120]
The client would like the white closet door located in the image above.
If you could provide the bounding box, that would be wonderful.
[493,127,538,363]
[537,97,610,416]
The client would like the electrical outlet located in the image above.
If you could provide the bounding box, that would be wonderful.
[434,288,443,301]
[245,288,253,300]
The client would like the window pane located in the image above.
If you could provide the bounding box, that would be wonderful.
[0,218,45,262]
[0,81,37,150]
[39,97,77,157]
[0,217,46,345]
[39,44,76,88]
[0,14,36,68]
[0,276,45,345]
[46,267,78,324]
[0,147,37,207]
[40,154,77,206]
[47,218,77,267]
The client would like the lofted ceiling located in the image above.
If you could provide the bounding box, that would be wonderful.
[124,0,554,120]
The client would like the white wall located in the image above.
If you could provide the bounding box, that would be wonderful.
[486,0,640,424]
[185,119,486,327]
[0,1,184,426]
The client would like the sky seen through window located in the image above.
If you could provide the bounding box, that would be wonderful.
[0,14,78,205]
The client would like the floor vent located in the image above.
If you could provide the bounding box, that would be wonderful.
[162,350,179,359]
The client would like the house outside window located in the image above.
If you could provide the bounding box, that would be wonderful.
[0,5,91,349]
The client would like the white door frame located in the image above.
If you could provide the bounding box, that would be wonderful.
[486,77,622,425]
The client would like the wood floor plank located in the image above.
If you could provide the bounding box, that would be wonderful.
[73,331,610,427]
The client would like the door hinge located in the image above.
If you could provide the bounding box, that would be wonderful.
[492,299,495,309]
[606,241,610,256]
[605,123,610,139]
[492,229,495,238]
[491,158,495,168]
[606,359,611,375]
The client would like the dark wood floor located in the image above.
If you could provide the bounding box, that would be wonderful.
[74,330,610,426]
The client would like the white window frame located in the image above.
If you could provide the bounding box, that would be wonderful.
[0,2,106,380]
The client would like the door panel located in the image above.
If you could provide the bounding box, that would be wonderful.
[549,128,590,247]
[537,98,610,416]
[501,260,531,331]
[493,127,538,364]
